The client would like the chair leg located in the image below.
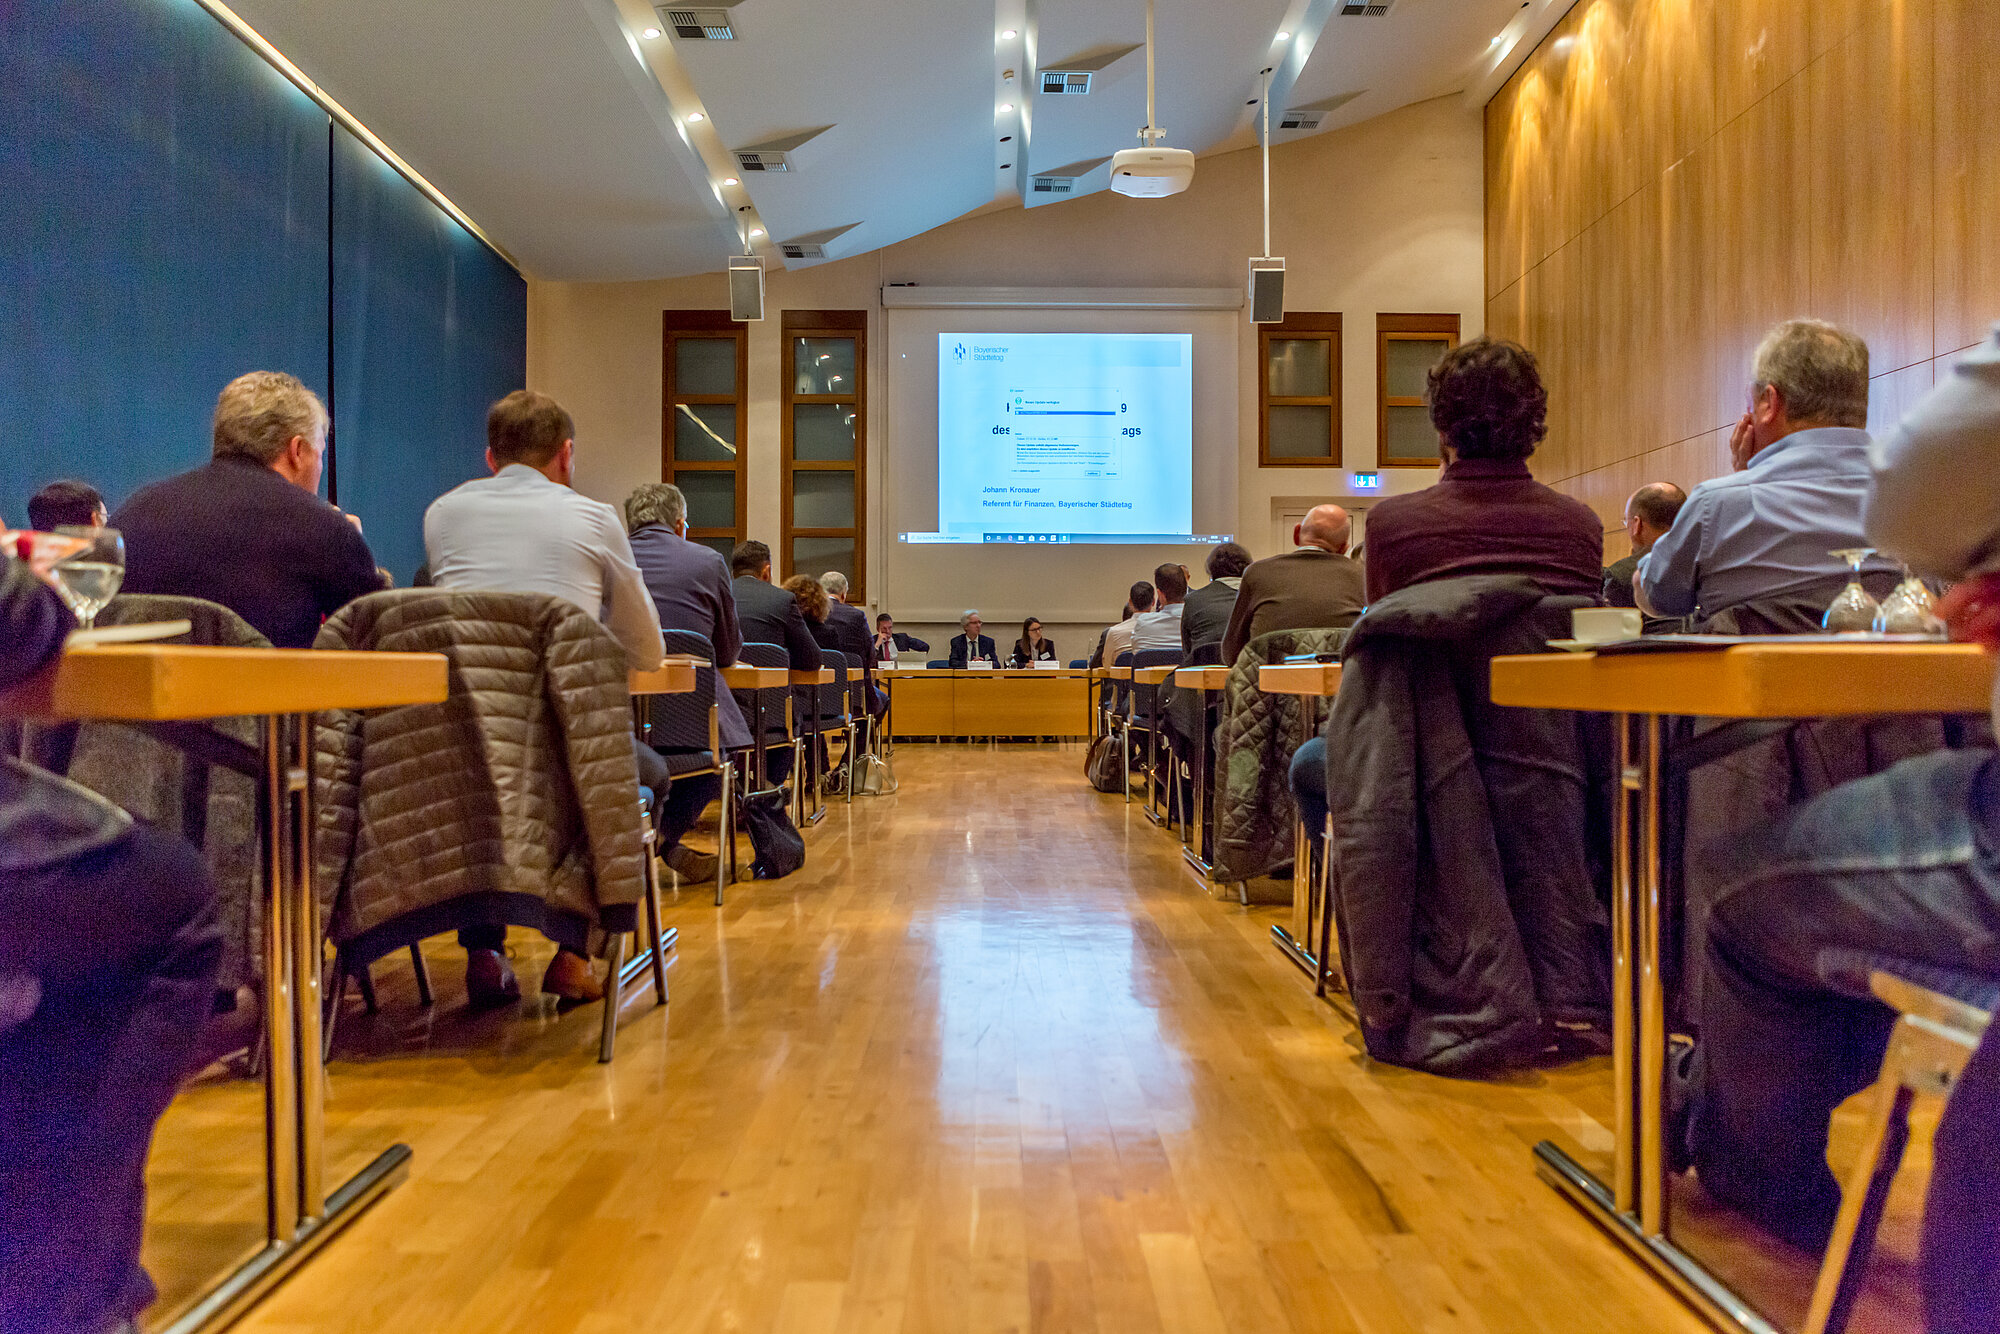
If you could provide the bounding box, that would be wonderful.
[1803,1050,1920,1334]
[644,868,669,1006]
[1315,815,1338,999]
[597,931,629,1064]
[354,960,379,1014]
[322,950,347,1061]
[718,760,735,906]
[410,943,434,1007]
[1121,721,1132,803]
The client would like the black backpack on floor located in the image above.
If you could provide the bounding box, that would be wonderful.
[741,789,805,879]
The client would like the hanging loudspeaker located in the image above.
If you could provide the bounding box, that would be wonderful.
[728,255,766,322]
[1248,256,1286,324]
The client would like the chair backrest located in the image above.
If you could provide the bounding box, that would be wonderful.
[927,659,949,669]
[646,629,720,752]
[736,641,792,739]
[1069,658,1087,669]
[739,641,789,668]
[1133,648,1182,669]
[1184,641,1223,669]
[817,650,851,720]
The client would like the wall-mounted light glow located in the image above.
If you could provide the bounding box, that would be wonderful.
[1490,33,1504,46]
[999,103,1014,113]
[641,26,662,38]
[722,176,740,186]
[687,111,706,122]
[1276,30,1290,40]
[1001,28,1018,39]
[748,227,764,238]
[1553,35,1574,52]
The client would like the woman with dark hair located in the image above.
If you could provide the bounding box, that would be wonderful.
[1358,336,1603,602]
[1009,616,1056,667]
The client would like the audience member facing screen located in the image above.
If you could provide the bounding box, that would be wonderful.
[1098,580,1155,668]
[1603,482,1687,614]
[1128,563,1188,651]
[1010,617,1055,667]
[948,610,998,668]
[782,574,829,626]
[26,479,106,531]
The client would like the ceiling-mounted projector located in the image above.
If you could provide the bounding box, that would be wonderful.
[1109,146,1194,198]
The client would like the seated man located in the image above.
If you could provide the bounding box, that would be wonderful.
[947,610,999,668]
[1,553,222,1334]
[819,570,882,715]
[730,540,821,785]
[26,479,106,531]
[1294,339,1602,843]
[1129,564,1188,652]
[1182,542,1251,655]
[1674,326,2000,1321]
[1602,482,1685,614]
[114,371,384,648]
[871,613,928,665]
[625,482,745,884]
[1097,581,1154,670]
[1221,505,1365,665]
[1639,319,1899,623]
[426,390,667,1006]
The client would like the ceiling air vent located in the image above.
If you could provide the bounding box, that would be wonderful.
[779,241,824,260]
[1041,71,1092,95]
[1337,0,1398,14]
[1278,108,1325,131]
[1025,156,1110,201]
[734,150,790,172]
[661,7,736,39]
[1030,175,1075,195]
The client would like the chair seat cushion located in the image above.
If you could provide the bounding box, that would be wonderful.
[658,748,719,777]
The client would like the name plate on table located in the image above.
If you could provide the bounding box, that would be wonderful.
[965,660,993,670]
[1032,659,1062,670]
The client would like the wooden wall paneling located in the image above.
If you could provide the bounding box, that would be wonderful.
[1933,0,2000,355]
[1608,181,1665,478]
[1634,0,1718,169]
[1485,77,1530,300]
[1659,140,1720,445]
[1807,0,1935,376]
[1708,74,1812,434]
[1714,0,1810,125]
[1808,0,1906,63]
[1563,0,1635,243]
[1866,359,1936,437]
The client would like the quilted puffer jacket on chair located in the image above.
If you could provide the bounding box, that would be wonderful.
[1210,626,1350,892]
[313,590,645,958]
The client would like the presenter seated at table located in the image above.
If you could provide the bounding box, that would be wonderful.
[948,610,1000,668]
[1220,509,1365,665]
[1638,320,1900,626]
[872,613,928,665]
[1292,338,1604,846]
[0,552,224,1334]
[1129,564,1188,651]
[624,482,745,885]
[1182,542,1251,654]
[1009,617,1057,667]
[26,479,107,531]
[425,389,668,1007]
[730,541,820,786]
[113,371,386,649]
[1673,326,2000,1318]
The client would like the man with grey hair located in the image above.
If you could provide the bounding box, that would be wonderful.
[1637,319,1898,621]
[816,569,881,716]
[114,370,383,647]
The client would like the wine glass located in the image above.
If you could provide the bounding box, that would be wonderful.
[52,526,125,630]
[1875,564,1946,637]
[1822,547,1880,634]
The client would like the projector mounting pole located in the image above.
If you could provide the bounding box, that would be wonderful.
[1260,67,1272,258]
[1140,0,1163,146]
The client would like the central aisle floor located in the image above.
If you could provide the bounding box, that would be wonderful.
[237,745,1767,1333]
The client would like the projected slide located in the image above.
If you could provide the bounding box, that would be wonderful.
[921,332,1199,544]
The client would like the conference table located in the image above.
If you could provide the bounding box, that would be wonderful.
[0,642,447,1334]
[1488,640,1996,1334]
[1254,662,1343,987]
[880,665,1094,740]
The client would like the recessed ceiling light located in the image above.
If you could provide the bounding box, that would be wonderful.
[1001,28,1018,39]
[687,111,706,122]
[1490,33,1503,46]
[722,176,740,186]
[749,227,764,237]
[999,103,1015,113]
[1277,30,1290,40]
[641,26,662,38]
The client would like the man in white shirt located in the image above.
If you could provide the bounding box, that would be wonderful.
[1097,580,1154,669]
[1129,562,1188,652]
[424,389,667,1006]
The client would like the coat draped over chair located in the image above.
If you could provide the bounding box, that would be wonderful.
[1210,626,1349,891]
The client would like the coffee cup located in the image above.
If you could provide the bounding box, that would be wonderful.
[1571,607,1643,644]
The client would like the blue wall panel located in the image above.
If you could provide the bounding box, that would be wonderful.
[331,127,528,583]
[0,0,331,524]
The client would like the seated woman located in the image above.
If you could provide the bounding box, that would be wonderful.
[948,610,999,668]
[782,573,830,637]
[1010,617,1056,667]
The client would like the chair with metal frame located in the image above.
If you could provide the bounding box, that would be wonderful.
[598,788,672,1062]
[1101,650,1137,802]
[734,640,803,807]
[1128,648,1183,826]
[1800,950,1997,1334]
[639,629,737,905]
[801,650,855,822]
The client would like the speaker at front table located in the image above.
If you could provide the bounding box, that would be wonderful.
[728,254,766,322]
[1248,256,1286,324]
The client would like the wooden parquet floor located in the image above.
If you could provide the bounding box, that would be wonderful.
[144,743,1928,1333]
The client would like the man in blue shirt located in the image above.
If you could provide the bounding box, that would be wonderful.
[1637,319,1899,622]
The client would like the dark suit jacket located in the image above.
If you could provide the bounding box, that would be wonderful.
[1602,554,1640,608]
[891,631,930,653]
[631,525,750,748]
[813,599,877,696]
[114,456,383,648]
[730,575,823,669]
[948,634,999,668]
[1180,578,1240,654]
[1008,639,1057,667]
[1221,548,1366,665]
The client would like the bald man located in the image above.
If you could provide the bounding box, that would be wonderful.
[1220,504,1366,664]
[1604,482,1687,610]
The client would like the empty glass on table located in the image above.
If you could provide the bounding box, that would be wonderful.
[1822,547,1880,634]
[1874,565,1946,637]
[52,525,124,629]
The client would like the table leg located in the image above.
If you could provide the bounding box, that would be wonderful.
[1271,698,1320,979]
[1181,686,1212,879]
[258,717,298,1243]
[286,714,323,1220]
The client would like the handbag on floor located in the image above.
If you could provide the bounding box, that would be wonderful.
[741,788,805,879]
[1084,734,1126,794]
[852,750,897,796]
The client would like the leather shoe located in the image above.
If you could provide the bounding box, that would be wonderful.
[541,949,604,1005]
[465,949,520,1009]
[665,842,719,883]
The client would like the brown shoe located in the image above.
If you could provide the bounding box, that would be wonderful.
[465,949,521,1009]
[664,842,719,884]
[541,949,604,1005]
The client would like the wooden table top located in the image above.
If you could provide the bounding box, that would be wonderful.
[1490,642,1996,718]
[1257,662,1344,697]
[1103,666,1133,681]
[1132,666,1177,686]
[881,667,1092,679]
[627,662,699,696]
[792,668,836,686]
[0,643,448,722]
[720,665,791,689]
[1174,666,1231,689]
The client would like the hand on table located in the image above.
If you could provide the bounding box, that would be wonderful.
[1939,573,2000,651]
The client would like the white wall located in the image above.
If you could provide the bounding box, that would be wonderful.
[527,93,1485,650]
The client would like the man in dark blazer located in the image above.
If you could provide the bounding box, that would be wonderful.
[872,614,929,663]
[730,540,821,785]
[1220,505,1367,664]
[1181,542,1252,655]
[817,571,882,715]
[947,610,1000,667]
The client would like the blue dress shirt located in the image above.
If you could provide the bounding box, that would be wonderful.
[1637,427,1899,619]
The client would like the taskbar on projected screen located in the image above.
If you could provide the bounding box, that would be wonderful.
[899,533,1234,546]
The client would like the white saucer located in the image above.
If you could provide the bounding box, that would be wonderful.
[67,619,193,646]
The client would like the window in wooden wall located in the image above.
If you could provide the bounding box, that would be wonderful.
[1258,313,1342,467]
[663,310,748,563]
[781,309,866,600]
[1377,313,1459,468]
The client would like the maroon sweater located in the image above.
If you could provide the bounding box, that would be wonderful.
[1363,457,1603,604]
